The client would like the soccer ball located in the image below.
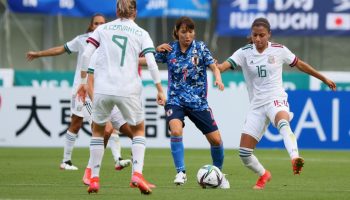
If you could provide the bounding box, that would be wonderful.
[197,164,223,188]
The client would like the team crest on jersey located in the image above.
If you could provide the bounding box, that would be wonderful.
[167,109,173,117]
[268,55,275,64]
[192,49,199,66]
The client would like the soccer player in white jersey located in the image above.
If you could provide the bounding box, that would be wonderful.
[218,18,336,190]
[26,14,130,171]
[76,0,166,195]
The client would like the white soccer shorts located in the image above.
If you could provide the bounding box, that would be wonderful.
[241,98,293,141]
[92,94,144,126]
[71,94,92,122]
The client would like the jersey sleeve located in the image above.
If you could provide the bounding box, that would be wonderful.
[86,28,101,48]
[64,36,80,54]
[227,48,244,70]
[201,42,215,66]
[140,32,156,57]
[154,52,167,63]
[282,45,298,67]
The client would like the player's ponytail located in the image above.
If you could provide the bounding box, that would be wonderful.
[117,0,137,19]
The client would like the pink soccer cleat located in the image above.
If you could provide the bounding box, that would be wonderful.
[87,177,100,194]
[82,168,91,185]
[130,172,152,194]
[253,170,272,190]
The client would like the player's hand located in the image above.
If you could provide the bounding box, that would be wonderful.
[76,84,88,103]
[324,79,337,91]
[215,80,225,91]
[26,51,40,61]
[157,91,166,106]
[156,43,172,52]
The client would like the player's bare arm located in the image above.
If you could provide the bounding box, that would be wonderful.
[209,63,224,91]
[26,45,65,61]
[76,71,88,103]
[217,61,232,73]
[295,59,337,91]
[87,73,94,100]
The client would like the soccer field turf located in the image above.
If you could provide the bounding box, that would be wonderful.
[0,148,349,200]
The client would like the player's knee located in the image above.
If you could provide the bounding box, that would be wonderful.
[170,129,182,137]
[104,124,114,135]
[68,123,81,133]
[239,147,253,166]
[208,137,222,146]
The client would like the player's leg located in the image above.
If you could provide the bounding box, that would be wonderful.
[60,94,86,170]
[87,94,114,193]
[87,122,105,193]
[240,107,271,189]
[189,108,224,170]
[270,101,304,175]
[166,105,187,185]
[60,114,82,170]
[188,108,229,189]
[240,134,271,189]
[109,106,131,170]
[116,96,152,194]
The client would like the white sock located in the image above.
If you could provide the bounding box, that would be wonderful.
[109,132,121,163]
[239,147,265,176]
[63,131,78,162]
[87,156,93,169]
[278,119,299,159]
[90,137,105,178]
[131,136,146,174]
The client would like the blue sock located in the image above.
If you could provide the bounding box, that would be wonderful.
[211,144,224,170]
[170,136,185,173]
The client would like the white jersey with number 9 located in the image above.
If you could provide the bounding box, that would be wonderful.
[87,18,155,97]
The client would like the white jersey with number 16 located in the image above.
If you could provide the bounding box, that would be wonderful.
[87,18,155,97]
[228,42,298,109]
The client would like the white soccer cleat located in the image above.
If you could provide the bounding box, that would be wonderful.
[60,160,78,170]
[174,171,187,185]
[115,159,132,171]
[219,174,230,189]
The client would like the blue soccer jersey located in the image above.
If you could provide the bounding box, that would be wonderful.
[155,40,214,111]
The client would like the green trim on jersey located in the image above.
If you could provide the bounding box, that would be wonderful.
[227,58,238,69]
[140,47,155,56]
[64,44,72,54]
[87,68,94,74]
[241,44,253,50]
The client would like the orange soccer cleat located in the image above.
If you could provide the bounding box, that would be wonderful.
[130,172,153,194]
[129,179,156,189]
[253,170,272,190]
[292,157,305,175]
[82,168,91,185]
[87,177,100,194]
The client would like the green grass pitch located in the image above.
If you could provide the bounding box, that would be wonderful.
[0,148,349,200]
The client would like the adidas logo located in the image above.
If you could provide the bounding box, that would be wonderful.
[250,60,254,64]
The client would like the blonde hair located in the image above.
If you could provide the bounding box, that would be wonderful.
[117,0,136,19]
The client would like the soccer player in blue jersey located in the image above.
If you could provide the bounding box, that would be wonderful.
[154,16,229,188]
